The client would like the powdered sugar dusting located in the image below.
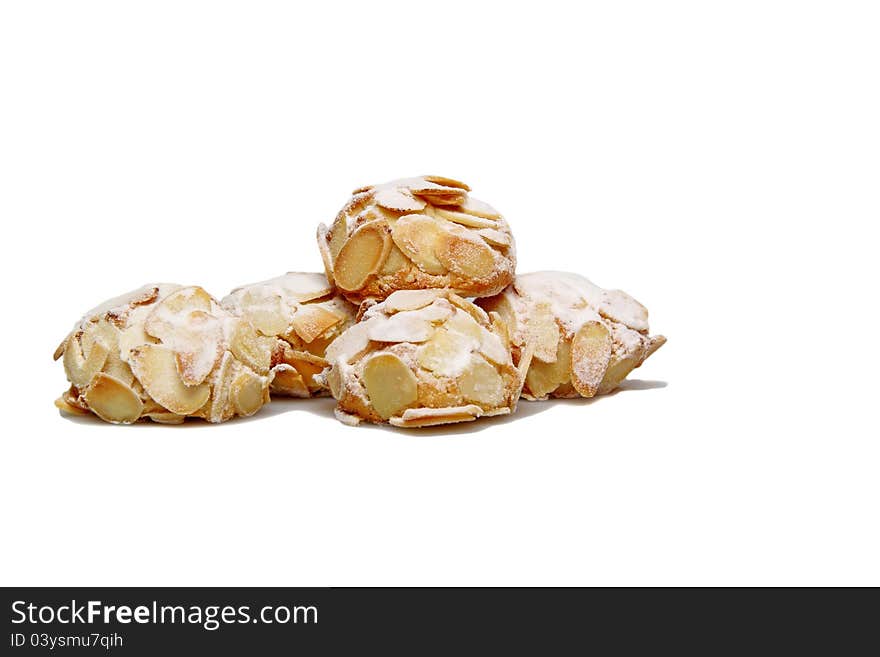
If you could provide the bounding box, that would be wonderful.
[226,272,333,303]
[514,271,648,333]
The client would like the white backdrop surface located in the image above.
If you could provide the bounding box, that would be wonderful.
[1,1,877,585]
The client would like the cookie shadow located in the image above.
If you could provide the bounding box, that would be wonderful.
[615,379,667,392]
[57,380,667,433]
[350,379,669,436]
[57,396,338,430]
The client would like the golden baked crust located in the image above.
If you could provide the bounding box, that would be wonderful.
[54,284,272,424]
[221,272,357,397]
[478,272,666,400]
[322,290,527,427]
[317,176,516,303]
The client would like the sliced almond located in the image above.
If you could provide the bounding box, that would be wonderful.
[146,411,186,425]
[83,372,144,424]
[421,175,470,191]
[379,243,411,275]
[144,286,212,339]
[445,308,483,343]
[525,302,560,363]
[593,333,664,395]
[366,311,433,343]
[570,321,613,398]
[334,406,362,426]
[479,329,510,366]
[333,221,392,292]
[434,207,498,229]
[63,333,109,389]
[525,338,572,398]
[435,231,495,279]
[229,321,275,375]
[597,354,641,396]
[128,343,211,415]
[54,395,90,416]
[275,272,335,302]
[245,306,291,337]
[447,293,490,325]
[231,368,267,417]
[374,187,426,212]
[356,209,384,226]
[599,289,650,332]
[286,350,327,391]
[127,285,160,307]
[516,342,536,392]
[383,289,444,313]
[316,225,335,285]
[645,335,667,359]
[325,363,343,399]
[64,388,89,409]
[206,351,234,423]
[362,352,418,420]
[412,299,454,323]
[53,336,68,361]
[324,321,372,364]
[174,348,218,387]
[328,216,350,261]
[270,364,310,398]
[103,350,135,387]
[409,186,467,206]
[417,328,473,376]
[355,299,378,322]
[459,196,501,219]
[477,292,519,341]
[239,291,290,336]
[81,284,161,324]
[489,311,510,351]
[353,211,386,232]
[142,288,223,385]
[169,311,222,385]
[388,405,483,428]
[291,304,343,344]
[390,214,446,275]
[118,321,154,362]
[476,227,512,248]
[322,296,357,324]
[83,319,120,354]
[459,357,505,407]
[297,329,341,359]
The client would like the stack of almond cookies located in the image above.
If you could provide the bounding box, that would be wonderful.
[54,176,665,428]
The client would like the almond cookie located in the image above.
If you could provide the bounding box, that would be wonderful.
[54,284,273,424]
[322,290,527,428]
[317,176,516,303]
[221,272,357,397]
[478,272,666,400]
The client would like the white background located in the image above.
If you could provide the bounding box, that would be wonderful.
[1,1,877,586]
